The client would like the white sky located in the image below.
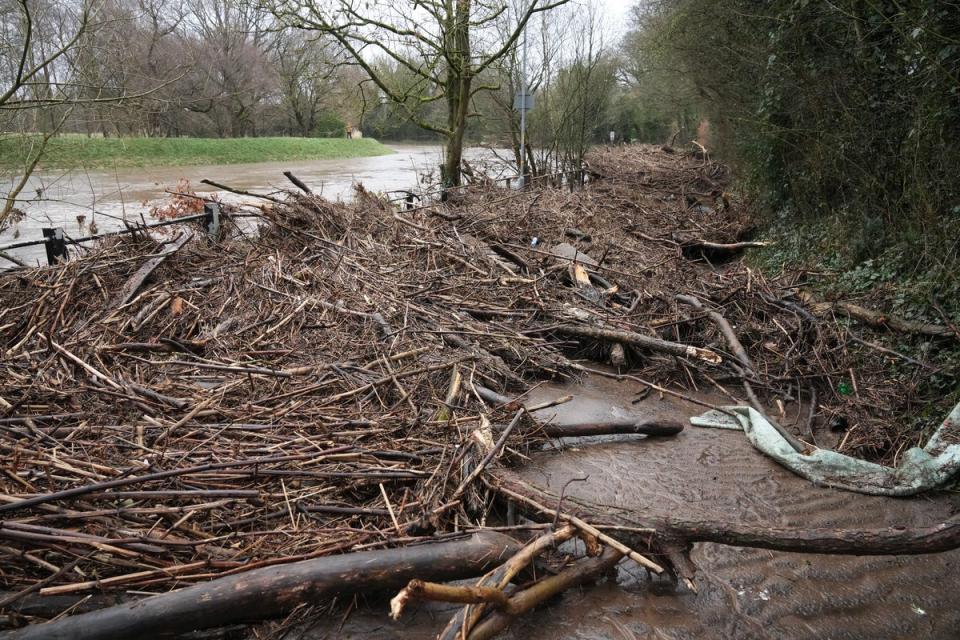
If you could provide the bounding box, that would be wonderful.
[593,0,634,42]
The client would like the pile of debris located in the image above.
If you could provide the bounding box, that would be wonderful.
[0,145,957,638]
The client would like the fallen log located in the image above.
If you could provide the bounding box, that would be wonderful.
[464,382,683,438]
[0,531,521,640]
[537,419,684,438]
[491,469,960,557]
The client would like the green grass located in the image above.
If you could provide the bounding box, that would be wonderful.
[0,135,393,170]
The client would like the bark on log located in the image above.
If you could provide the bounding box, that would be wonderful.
[0,532,521,640]
[491,469,960,557]
[799,292,956,340]
[112,230,193,308]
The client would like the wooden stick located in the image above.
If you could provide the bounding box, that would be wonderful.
[437,525,577,639]
[467,548,624,640]
[547,323,721,364]
[488,478,664,574]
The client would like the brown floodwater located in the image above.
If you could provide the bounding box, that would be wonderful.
[0,144,503,266]
[292,372,960,639]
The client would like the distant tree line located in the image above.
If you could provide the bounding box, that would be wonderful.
[0,0,676,207]
[0,0,369,139]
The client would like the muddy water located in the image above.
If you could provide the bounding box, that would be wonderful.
[298,373,960,639]
[0,144,503,266]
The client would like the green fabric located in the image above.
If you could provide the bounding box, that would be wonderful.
[691,402,960,496]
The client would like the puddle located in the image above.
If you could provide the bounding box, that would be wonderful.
[293,371,960,639]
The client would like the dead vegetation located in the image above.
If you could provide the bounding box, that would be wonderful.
[0,145,957,637]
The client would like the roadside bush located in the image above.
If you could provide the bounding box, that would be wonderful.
[629,0,960,275]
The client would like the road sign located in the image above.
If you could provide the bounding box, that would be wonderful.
[514,91,534,112]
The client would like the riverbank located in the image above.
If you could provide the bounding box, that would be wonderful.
[0,135,392,170]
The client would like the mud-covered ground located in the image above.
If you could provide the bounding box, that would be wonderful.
[294,373,960,639]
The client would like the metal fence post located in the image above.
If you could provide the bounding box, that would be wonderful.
[41,228,68,265]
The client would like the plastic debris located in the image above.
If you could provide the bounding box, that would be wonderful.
[691,401,960,496]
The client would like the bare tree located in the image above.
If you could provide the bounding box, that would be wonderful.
[0,0,186,235]
[481,0,615,178]
[264,0,571,187]
[273,30,343,137]
[0,0,98,231]
[188,0,275,137]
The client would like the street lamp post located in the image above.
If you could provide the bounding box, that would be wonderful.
[519,11,527,187]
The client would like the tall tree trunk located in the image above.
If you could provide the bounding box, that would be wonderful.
[442,0,472,189]
[443,90,470,188]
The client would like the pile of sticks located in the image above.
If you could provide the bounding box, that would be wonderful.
[0,144,956,637]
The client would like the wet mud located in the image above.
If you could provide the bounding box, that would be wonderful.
[300,372,960,639]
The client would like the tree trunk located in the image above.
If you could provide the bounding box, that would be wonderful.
[0,532,521,640]
[442,0,473,189]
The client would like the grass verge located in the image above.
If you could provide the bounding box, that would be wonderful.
[0,135,393,170]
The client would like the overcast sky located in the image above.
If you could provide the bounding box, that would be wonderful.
[596,0,634,37]
[587,0,634,45]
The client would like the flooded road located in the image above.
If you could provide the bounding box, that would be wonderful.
[295,372,960,639]
[0,144,504,266]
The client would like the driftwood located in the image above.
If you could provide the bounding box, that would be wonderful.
[112,230,194,307]
[536,419,684,438]
[200,178,282,203]
[397,525,577,638]
[800,292,956,340]
[464,382,683,438]
[282,171,312,194]
[3,142,956,638]
[397,543,623,640]
[491,469,960,557]
[0,532,521,640]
